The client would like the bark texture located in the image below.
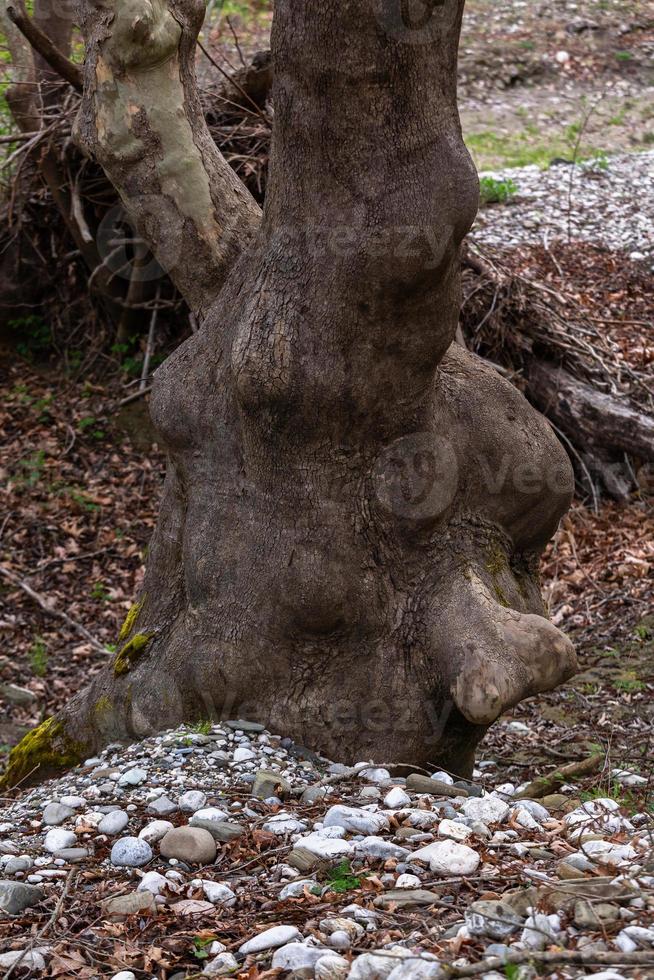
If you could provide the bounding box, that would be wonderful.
[73,0,261,318]
[2,0,578,788]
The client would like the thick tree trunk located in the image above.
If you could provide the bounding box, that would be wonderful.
[2,0,577,788]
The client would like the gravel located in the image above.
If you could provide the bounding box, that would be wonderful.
[0,719,651,978]
[472,149,654,266]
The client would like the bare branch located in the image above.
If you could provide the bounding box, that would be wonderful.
[6,0,82,91]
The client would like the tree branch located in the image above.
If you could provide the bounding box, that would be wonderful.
[6,0,82,92]
[75,0,261,319]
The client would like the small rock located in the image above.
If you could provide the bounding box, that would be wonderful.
[438,818,472,841]
[203,952,239,975]
[272,943,331,975]
[171,899,216,916]
[354,837,409,861]
[178,790,207,812]
[44,828,77,853]
[110,837,153,868]
[226,719,265,733]
[233,746,256,763]
[98,810,129,836]
[160,826,217,865]
[280,878,321,899]
[522,911,561,950]
[460,795,509,825]
[42,802,75,826]
[315,954,350,979]
[118,767,147,786]
[0,950,46,972]
[253,769,291,800]
[395,873,421,888]
[406,774,466,797]
[384,786,411,809]
[147,795,178,816]
[101,891,156,920]
[0,881,44,915]
[295,833,353,861]
[465,899,523,939]
[137,871,170,896]
[374,889,444,909]
[239,924,302,954]
[574,900,621,928]
[323,804,389,836]
[110,972,137,980]
[139,820,174,843]
[0,683,37,705]
[263,813,307,835]
[201,881,236,905]
[410,839,480,875]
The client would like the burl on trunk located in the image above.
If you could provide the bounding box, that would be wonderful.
[3,0,577,787]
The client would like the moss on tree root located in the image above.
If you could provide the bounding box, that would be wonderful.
[113,632,153,676]
[0,717,84,789]
[118,596,145,642]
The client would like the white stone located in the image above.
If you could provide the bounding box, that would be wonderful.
[438,818,472,841]
[384,787,410,809]
[233,747,256,763]
[239,925,302,954]
[110,837,153,867]
[355,837,409,861]
[431,771,454,785]
[581,840,638,866]
[201,881,236,906]
[297,833,354,860]
[190,807,229,825]
[137,871,169,896]
[395,873,421,888]
[612,768,647,787]
[410,839,480,876]
[510,799,549,821]
[387,955,442,979]
[43,802,75,826]
[263,813,307,835]
[203,952,239,975]
[139,820,174,843]
[323,805,389,836]
[272,943,331,975]
[280,879,320,899]
[111,973,137,980]
[347,947,413,979]
[118,767,147,786]
[522,912,561,950]
[179,790,207,812]
[44,829,76,853]
[359,768,391,785]
[98,811,129,836]
[315,954,350,979]
[460,795,509,825]
[0,950,46,972]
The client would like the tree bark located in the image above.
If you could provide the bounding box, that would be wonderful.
[73,0,261,319]
[2,0,578,788]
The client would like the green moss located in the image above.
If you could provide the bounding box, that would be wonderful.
[118,596,145,642]
[485,545,510,607]
[113,632,153,676]
[0,718,83,789]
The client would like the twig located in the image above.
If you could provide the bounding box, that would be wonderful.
[442,949,654,977]
[119,386,152,407]
[140,284,160,392]
[0,567,110,654]
[514,751,605,800]
[6,1,83,92]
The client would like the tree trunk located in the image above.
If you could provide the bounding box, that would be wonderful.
[2,0,578,788]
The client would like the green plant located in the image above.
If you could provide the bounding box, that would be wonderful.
[90,581,110,601]
[635,623,651,641]
[8,315,52,359]
[326,860,361,893]
[18,450,46,488]
[479,175,517,206]
[189,719,212,735]
[29,638,48,677]
[614,677,646,694]
[77,416,106,440]
[615,50,633,62]
[191,935,216,961]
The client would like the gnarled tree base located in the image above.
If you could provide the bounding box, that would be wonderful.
[2,340,577,789]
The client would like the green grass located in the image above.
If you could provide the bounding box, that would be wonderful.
[326,860,362,894]
[29,638,48,677]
